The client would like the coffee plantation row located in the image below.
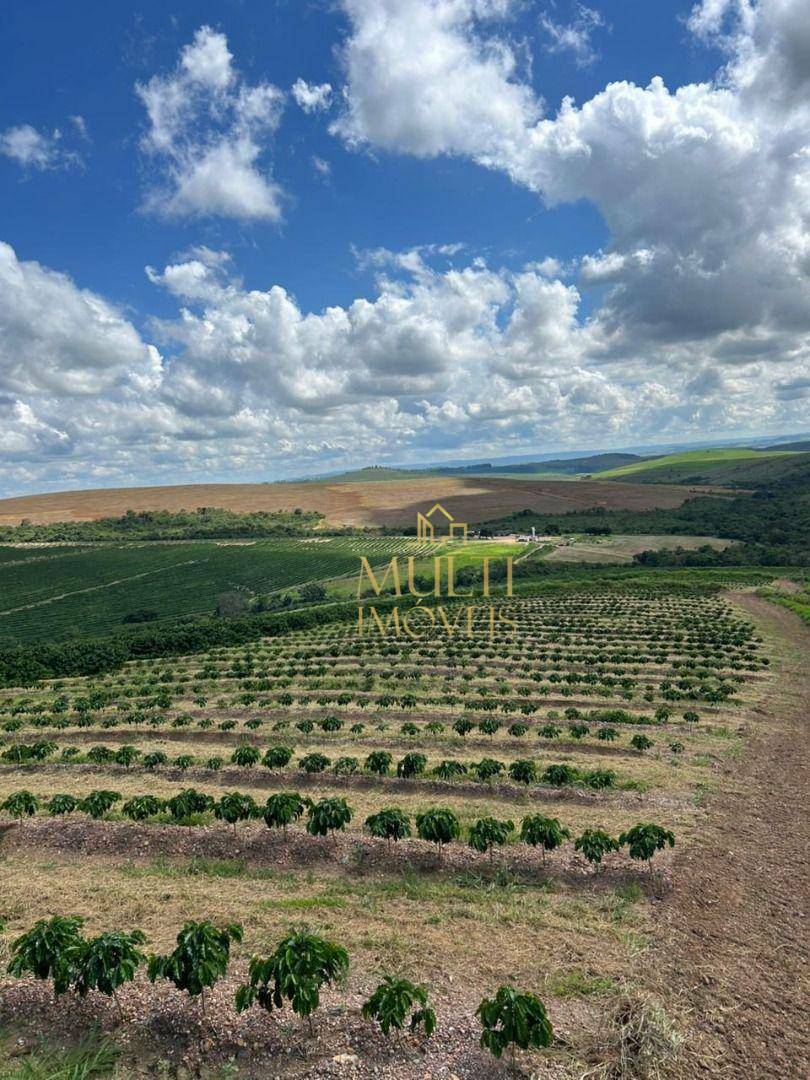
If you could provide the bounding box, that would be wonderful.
[5,914,555,1062]
[0,587,765,1075]
[0,536,441,644]
[1,786,675,874]
[0,737,653,786]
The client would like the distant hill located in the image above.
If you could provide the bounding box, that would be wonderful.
[299,466,426,483]
[762,440,810,452]
[322,453,647,483]
[433,452,645,476]
[599,448,809,486]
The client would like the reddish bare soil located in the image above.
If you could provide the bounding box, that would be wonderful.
[0,476,727,527]
[656,593,810,1079]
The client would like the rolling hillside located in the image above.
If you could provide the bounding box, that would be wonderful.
[0,475,722,529]
[598,448,809,486]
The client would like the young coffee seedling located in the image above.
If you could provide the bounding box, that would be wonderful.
[306,796,353,840]
[574,828,620,873]
[236,927,348,1033]
[148,920,242,1017]
[263,791,308,837]
[365,807,411,848]
[8,915,85,997]
[520,815,571,866]
[362,975,436,1038]
[619,823,675,874]
[468,817,514,861]
[477,985,553,1061]
[415,808,460,861]
[74,929,147,1019]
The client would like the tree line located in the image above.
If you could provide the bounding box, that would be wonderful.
[0,507,328,543]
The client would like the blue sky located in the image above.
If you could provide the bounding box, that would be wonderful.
[3,1,712,318]
[0,1,807,494]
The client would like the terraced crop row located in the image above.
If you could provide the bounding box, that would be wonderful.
[0,587,773,1076]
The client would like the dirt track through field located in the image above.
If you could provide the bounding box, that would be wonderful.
[657,593,809,1078]
[0,558,202,616]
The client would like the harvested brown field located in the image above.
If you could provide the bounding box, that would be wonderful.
[0,475,728,527]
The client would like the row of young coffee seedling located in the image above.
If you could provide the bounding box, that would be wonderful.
[2,704,703,736]
[2,741,644,788]
[1,788,675,872]
[4,914,551,1061]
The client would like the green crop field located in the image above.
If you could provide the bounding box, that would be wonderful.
[0,537,439,644]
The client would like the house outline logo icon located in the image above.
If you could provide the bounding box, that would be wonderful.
[416,503,468,541]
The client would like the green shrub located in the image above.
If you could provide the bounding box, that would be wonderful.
[365,807,411,846]
[236,927,348,1026]
[2,790,39,821]
[468,817,514,860]
[231,744,261,768]
[263,745,293,770]
[306,796,353,838]
[477,985,553,1059]
[397,752,427,778]
[8,915,85,996]
[299,752,330,774]
[362,975,436,1037]
[148,920,242,1014]
[214,792,258,830]
[520,815,571,865]
[263,791,307,837]
[365,750,392,775]
[122,795,164,821]
[618,823,675,872]
[574,828,619,872]
[415,808,460,857]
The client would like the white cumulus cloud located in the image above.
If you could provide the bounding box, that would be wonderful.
[136,26,285,221]
[292,79,333,113]
[0,123,82,170]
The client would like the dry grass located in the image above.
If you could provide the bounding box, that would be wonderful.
[578,990,684,1079]
[0,844,646,994]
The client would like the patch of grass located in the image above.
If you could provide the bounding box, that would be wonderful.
[0,1031,120,1080]
[711,725,736,739]
[119,856,284,882]
[257,893,347,912]
[613,883,644,904]
[582,991,683,1077]
[617,778,651,792]
[601,884,645,925]
[692,784,713,807]
[547,968,617,998]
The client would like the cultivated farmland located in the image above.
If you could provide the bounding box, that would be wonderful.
[0,474,729,528]
[0,537,438,643]
[0,584,785,1077]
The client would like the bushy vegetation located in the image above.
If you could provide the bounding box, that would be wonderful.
[0,507,324,543]
[485,461,810,565]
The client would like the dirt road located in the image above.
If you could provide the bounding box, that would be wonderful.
[657,593,809,1078]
